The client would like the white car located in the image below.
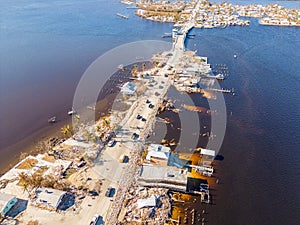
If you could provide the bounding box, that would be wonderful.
[107,140,116,147]
[90,214,99,225]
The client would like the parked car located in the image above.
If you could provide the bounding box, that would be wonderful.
[105,187,115,197]
[141,118,147,122]
[149,104,154,109]
[119,154,128,163]
[136,114,142,120]
[107,140,116,147]
[132,133,139,140]
[88,190,99,196]
[90,214,99,225]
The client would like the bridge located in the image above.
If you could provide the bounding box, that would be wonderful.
[168,0,202,65]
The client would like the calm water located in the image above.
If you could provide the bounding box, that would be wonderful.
[0,0,173,168]
[1,0,300,224]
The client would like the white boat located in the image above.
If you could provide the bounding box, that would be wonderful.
[68,110,76,115]
[162,33,172,38]
[121,0,133,5]
[116,13,128,19]
[118,64,124,70]
[216,73,225,80]
[48,116,56,123]
[233,54,237,58]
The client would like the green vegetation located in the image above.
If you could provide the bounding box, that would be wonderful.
[61,124,73,137]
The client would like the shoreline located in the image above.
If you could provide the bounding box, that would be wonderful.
[0,62,153,175]
[0,119,68,175]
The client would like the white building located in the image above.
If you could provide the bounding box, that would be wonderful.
[35,188,66,211]
[121,82,136,95]
[146,144,171,161]
[200,149,216,157]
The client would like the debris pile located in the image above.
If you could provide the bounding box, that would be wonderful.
[119,187,171,225]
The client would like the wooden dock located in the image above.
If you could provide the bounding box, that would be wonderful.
[207,88,232,93]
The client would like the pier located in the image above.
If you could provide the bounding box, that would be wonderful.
[207,88,233,93]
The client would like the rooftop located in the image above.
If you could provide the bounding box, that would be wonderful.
[200,149,216,157]
[146,144,171,161]
[0,192,16,210]
[35,188,66,210]
[139,164,187,184]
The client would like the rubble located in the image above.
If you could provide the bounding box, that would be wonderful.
[119,187,171,225]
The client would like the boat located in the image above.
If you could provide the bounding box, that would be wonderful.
[216,73,225,80]
[68,110,76,115]
[162,33,172,38]
[121,0,133,5]
[234,54,237,58]
[118,64,124,70]
[116,13,128,19]
[187,34,195,38]
[48,116,56,123]
[126,6,138,9]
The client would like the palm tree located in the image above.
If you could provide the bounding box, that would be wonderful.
[102,118,110,129]
[18,172,31,195]
[142,63,146,72]
[131,68,136,76]
[61,125,72,137]
[96,125,101,132]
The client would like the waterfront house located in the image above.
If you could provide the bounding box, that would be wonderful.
[121,82,136,95]
[146,144,171,163]
[0,192,17,216]
[35,188,66,211]
[200,148,216,162]
[138,164,188,192]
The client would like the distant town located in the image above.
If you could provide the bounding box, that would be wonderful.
[135,0,300,27]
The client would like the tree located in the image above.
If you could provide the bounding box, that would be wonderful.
[61,125,72,137]
[142,63,146,72]
[131,68,136,76]
[96,125,101,132]
[102,118,110,129]
[18,172,31,195]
